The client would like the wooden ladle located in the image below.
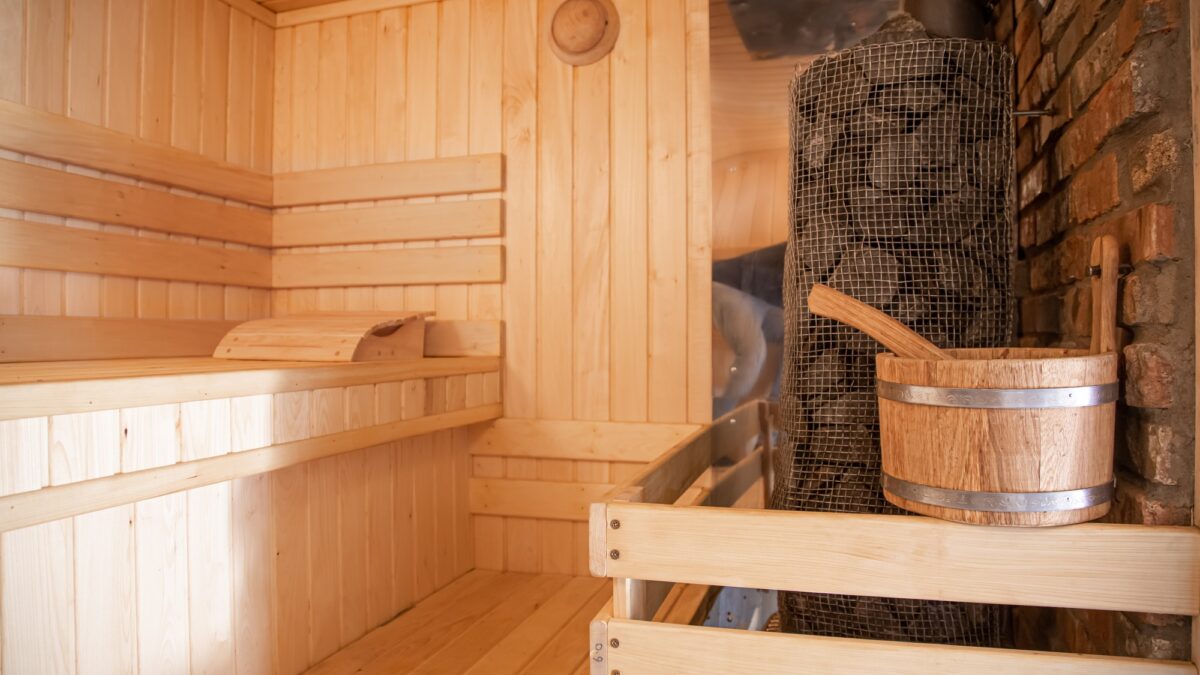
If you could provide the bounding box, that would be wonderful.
[807,284,953,361]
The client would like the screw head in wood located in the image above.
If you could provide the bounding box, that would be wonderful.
[610,638,620,648]
[609,519,620,529]
[609,549,620,560]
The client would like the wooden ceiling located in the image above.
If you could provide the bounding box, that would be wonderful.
[710,0,812,161]
[254,0,347,11]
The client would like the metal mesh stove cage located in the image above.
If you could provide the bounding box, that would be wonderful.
[773,35,1015,646]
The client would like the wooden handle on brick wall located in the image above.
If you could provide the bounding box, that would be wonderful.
[1089,234,1120,355]
[807,284,954,361]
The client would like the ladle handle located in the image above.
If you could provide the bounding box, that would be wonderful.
[808,284,953,361]
[1089,234,1119,355]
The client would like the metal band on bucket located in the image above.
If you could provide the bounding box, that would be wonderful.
[876,380,1118,409]
[882,473,1115,513]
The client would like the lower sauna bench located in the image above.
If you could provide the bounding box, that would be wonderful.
[307,570,609,674]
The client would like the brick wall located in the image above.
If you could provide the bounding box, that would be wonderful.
[995,0,1193,659]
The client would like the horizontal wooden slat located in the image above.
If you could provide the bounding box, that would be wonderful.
[615,401,763,506]
[0,158,273,246]
[598,504,1200,616]
[0,316,239,363]
[424,320,501,357]
[274,0,427,27]
[0,356,499,420]
[0,217,271,286]
[272,245,503,288]
[0,100,272,205]
[0,403,503,533]
[273,198,502,246]
[0,316,498,363]
[466,419,700,461]
[605,620,1196,675]
[273,154,504,206]
[469,479,615,521]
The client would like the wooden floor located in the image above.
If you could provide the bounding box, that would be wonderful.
[306,570,609,674]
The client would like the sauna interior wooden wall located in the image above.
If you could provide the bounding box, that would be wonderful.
[0,0,713,672]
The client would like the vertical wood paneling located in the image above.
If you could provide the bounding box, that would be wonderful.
[106,0,142,135]
[74,505,137,675]
[374,8,406,163]
[67,0,105,124]
[135,492,190,674]
[251,20,275,172]
[0,0,23,102]
[610,0,649,422]
[1,520,75,675]
[231,474,273,674]
[347,13,377,167]
[572,53,611,421]
[228,10,255,167]
[501,0,538,418]
[647,0,690,423]
[25,0,67,114]
[535,0,574,420]
[172,0,205,152]
[201,0,231,161]
[685,0,713,424]
[317,18,348,170]
[181,400,234,675]
[140,0,175,143]
[308,388,344,663]
[271,389,310,675]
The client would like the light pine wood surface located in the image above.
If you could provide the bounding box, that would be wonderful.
[1,370,500,675]
[878,347,1118,526]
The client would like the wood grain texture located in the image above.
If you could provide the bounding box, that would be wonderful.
[273,154,503,205]
[0,356,498,421]
[469,478,615,521]
[0,216,271,286]
[605,620,1195,675]
[273,245,503,288]
[466,418,699,461]
[712,149,790,257]
[273,199,502,246]
[213,312,428,362]
[0,99,272,204]
[878,347,1118,526]
[598,503,1200,615]
[0,158,273,246]
[809,283,951,360]
[1,403,502,534]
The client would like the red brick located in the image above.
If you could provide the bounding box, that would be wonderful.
[1055,62,1139,174]
[1126,421,1185,486]
[1131,131,1181,193]
[1123,342,1175,408]
[1117,0,1181,55]
[1016,22,1043,88]
[1040,0,1078,45]
[1012,0,1042,56]
[1121,204,1176,263]
[1018,157,1047,210]
[1054,0,1103,71]
[1069,20,1119,107]
[1066,154,1119,225]
[1018,212,1038,249]
[1120,263,1176,326]
[1110,479,1190,525]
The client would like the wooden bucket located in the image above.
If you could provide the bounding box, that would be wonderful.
[876,348,1118,526]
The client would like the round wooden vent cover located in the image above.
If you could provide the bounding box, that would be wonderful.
[548,0,620,66]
